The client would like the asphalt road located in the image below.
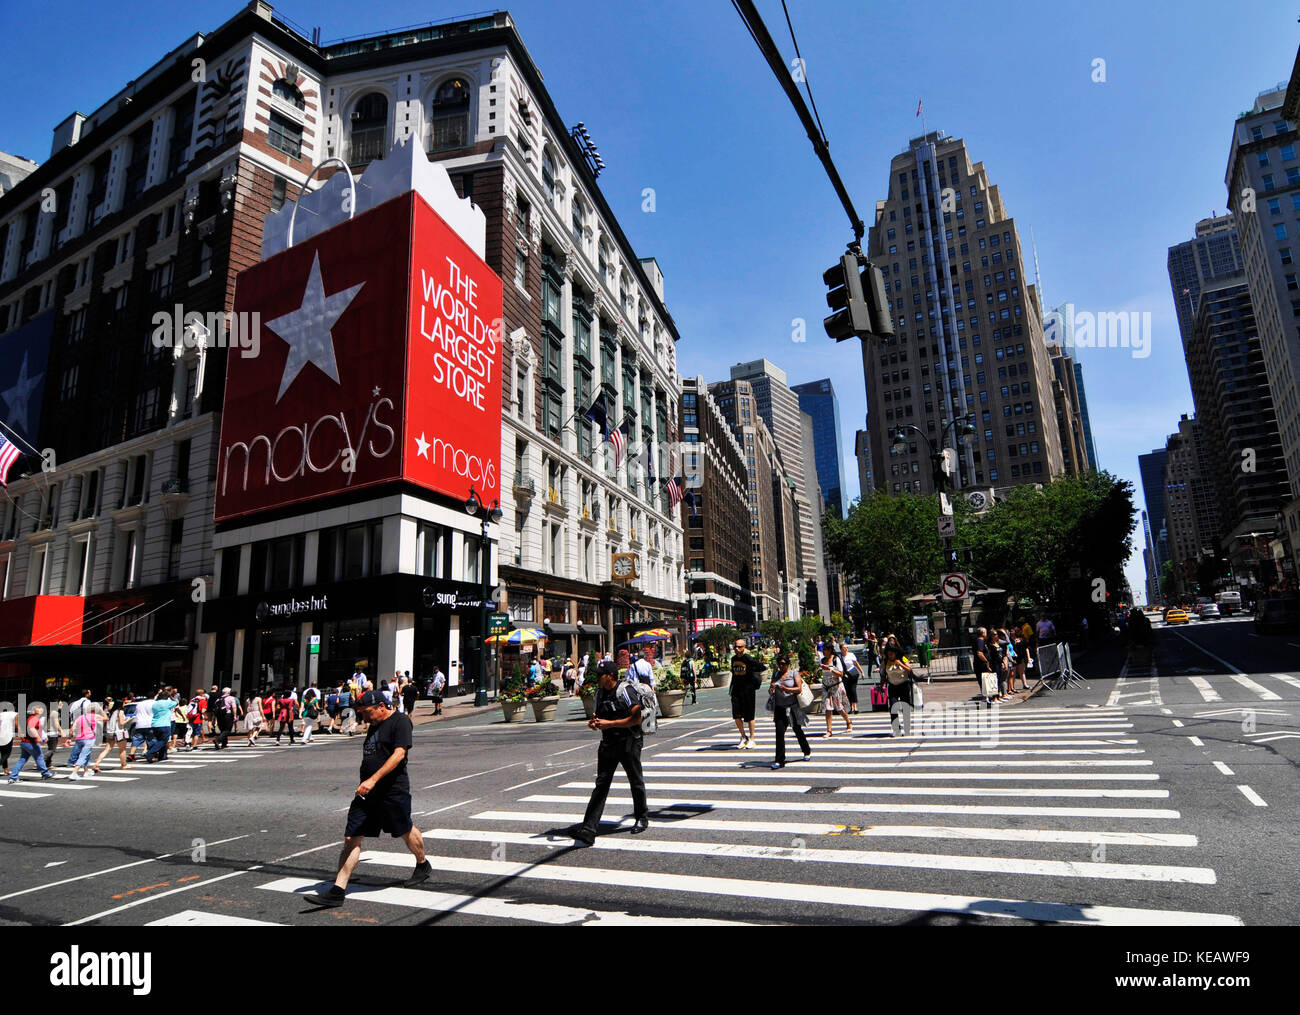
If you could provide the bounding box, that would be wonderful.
[1,620,1295,927]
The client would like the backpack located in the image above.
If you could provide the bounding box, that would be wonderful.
[304,697,320,719]
[616,679,658,736]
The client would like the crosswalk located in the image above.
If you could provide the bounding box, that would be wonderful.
[167,704,1243,926]
[1108,669,1299,706]
[0,739,341,800]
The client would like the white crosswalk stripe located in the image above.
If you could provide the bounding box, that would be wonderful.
[143,702,1244,927]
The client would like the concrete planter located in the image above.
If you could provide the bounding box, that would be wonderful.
[578,695,597,720]
[696,674,714,689]
[500,700,528,724]
[710,670,732,690]
[656,689,686,718]
[806,683,825,715]
[530,696,561,722]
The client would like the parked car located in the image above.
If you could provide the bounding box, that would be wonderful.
[1164,608,1189,625]
[1254,598,1300,635]
[1197,603,1221,620]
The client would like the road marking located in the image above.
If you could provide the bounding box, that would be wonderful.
[546,745,589,757]
[1213,762,1234,776]
[1226,675,1282,701]
[257,876,751,926]
[1171,719,1184,728]
[525,793,1182,820]
[639,767,1160,781]
[394,829,1217,884]
[352,851,1239,926]
[146,910,283,927]
[1244,731,1300,743]
[1237,785,1267,807]
[672,745,1144,755]
[0,788,51,799]
[1195,708,1288,719]
[414,797,482,818]
[1268,672,1300,692]
[420,761,522,790]
[63,840,341,926]
[1187,677,1222,702]
[470,810,1199,847]
[649,758,1155,768]
[1187,736,1205,747]
[1167,630,1243,674]
[500,768,578,794]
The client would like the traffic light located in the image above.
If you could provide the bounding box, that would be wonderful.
[824,253,870,341]
[824,253,894,342]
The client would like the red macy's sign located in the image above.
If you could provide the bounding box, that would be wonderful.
[216,191,502,523]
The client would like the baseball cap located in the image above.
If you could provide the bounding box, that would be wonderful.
[357,690,387,709]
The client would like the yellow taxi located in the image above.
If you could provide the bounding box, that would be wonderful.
[1163,608,1189,625]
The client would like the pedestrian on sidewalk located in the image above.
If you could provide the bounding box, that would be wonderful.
[562,656,576,696]
[767,655,811,769]
[274,687,298,745]
[572,661,650,846]
[429,667,446,716]
[865,634,879,683]
[882,645,917,737]
[186,688,207,750]
[246,690,265,746]
[260,689,276,733]
[401,677,418,718]
[1011,627,1030,693]
[205,685,220,739]
[990,630,1011,703]
[681,652,697,704]
[69,702,103,781]
[8,706,55,783]
[213,688,240,750]
[306,691,429,908]
[92,697,129,771]
[973,627,994,705]
[43,699,67,769]
[301,688,321,744]
[729,637,767,750]
[0,704,17,778]
[819,644,853,737]
[630,644,656,686]
[840,644,863,715]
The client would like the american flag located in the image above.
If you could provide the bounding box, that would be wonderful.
[581,394,609,432]
[683,487,699,517]
[916,99,923,117]
[610,422,629,468]
[640,441,656,484]
[0,435,20,486]
[666,476,684,511]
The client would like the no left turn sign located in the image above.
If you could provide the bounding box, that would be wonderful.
[941,573,969,600]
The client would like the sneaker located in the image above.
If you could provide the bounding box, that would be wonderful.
[6,777,17,785]
[68,772,81,781]
[770,762,784,770]
[402,860,433,888]
[631,818,650,834]
[305,885,346,908]
[802,753,812,762]
[41,772,54,780]
[737,739,748,750]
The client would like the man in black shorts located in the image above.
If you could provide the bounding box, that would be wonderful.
[308,691,430,907]
[729,638,767,749]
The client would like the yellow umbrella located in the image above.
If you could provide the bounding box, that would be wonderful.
[486,627,546,644]
[633,628,671,639]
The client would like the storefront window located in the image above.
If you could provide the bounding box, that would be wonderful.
[508,592,535,622]
[417,522,449,578]
[318,521,383,583]
[543,597,569,622]
[319,616,379,687]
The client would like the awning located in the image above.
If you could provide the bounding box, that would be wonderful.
[578,624,606,636]
[545,623,580,636]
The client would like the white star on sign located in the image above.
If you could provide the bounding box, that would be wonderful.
[264,253,364,403]
[415,432,430,458]
[0,351,44,437]
[372,386,381,397]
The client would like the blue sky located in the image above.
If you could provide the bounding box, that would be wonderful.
[3,0,1298,599]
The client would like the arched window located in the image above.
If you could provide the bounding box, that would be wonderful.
[430,78,471,153]
[542,150,557,203]
[348,92,388,165]
[273,80,305,110]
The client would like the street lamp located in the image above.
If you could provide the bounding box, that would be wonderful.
[464,485,503,707]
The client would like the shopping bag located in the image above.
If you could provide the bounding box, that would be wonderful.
[978,672,999,698]
[870,685,890,712]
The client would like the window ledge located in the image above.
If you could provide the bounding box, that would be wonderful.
[188,269,213,288]
[514,281,531,300]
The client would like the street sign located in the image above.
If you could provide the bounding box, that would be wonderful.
[937,514,956,538]
[938,492,952,516]
[308,635,320,655]
[488,612,510,635]
[941,573,969,600]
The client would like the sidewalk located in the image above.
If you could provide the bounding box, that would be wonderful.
[907,638,1131,707]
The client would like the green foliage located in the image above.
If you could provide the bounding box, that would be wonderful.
[499,672,526,704]
[829,611,851,639]
[655,669,683,692]
[700,624,739,655]
[825,472,1137,625]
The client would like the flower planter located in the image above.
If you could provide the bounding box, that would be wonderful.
[806,684,825,715]
[530,696,561,722]
[696,674,714,689]
[710,670,732,690]
[578,695,596,720]
[500,700,528,724]
[656,689,686,718]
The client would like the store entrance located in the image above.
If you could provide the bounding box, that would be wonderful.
[249,627,301,692]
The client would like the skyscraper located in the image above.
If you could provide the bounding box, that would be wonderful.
[791,378,845,519]
[1226,84,1300,575]
[1163,415,1223,597]
[864,131,1065,498]
[729,359,828,617]
[1071,361,1099,470]
[1139,449,1171,597]
[854,428,873,503]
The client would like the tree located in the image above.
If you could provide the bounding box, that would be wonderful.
[829,611,851,640]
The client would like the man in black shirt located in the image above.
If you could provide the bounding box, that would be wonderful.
[729,638,767,750]
[973,627,993,703]
[308,691,430,907]
[573,664,649,846]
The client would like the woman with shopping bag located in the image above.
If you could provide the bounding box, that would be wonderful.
[766,655,811,769]
[882,644,918,737]
[818,644,854,737]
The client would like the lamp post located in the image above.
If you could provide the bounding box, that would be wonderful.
[464,485,503,708]
[889,413,976,662]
